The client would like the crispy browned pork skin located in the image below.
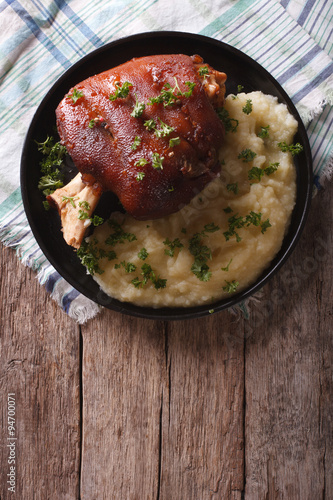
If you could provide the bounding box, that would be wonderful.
[49,54,227,248]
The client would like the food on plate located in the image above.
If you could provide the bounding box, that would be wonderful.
[47,54,227,248]
[76,91,301,308]
[36,53,303,309]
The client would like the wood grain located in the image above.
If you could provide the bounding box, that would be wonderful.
[160,318,245,500]
[80,310,245,499]
[0,182,332,499]
[80,311,166,499]
[0,245,81,500]
[244,182,333,499]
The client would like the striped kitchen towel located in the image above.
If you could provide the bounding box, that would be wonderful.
[0,0,332,323]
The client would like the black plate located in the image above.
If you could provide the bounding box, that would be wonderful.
[21,31,313,320]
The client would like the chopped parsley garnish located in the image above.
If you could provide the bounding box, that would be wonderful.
[136,172,145,181]
[68,88,83,103]
[115,260,137,273]
[242,99,253,114]
[78,209,89,220]
[38,175,64,196]
[105,219,137,246]
[221,258,233,272]
[62,196,78,208]
[169,137,180,147]
[88,119,96,128]
[257,125,270,138]
[277,141,303,156]
[223,211,271,242]
[163,237,184,257]
[79,200,90,210]
[188,223,220,282]
[264,162,279,175]
[198,66,209,77]
[138,248,149,260]
[131,263,167,290]
[248,166,265,182]
[135,158,148,167]
[260,219,272,233]
[109,81,133,101]
[216,108,239,133]
[152,152,164,170]
[131,94,145,118]
[238,148,257,162]
[226,183,239,195]
[154,118,175,138]
[144,119,156,131]
[36,136,67,197]
[77,238,106,276]
[248,163,279,182]
[91,215,104,226]
[223,206,233,214]
[223,280,239,294]
[237,84,244,92]
[131,136,141,150]
[144,118,175,139]
[148,78,195,107]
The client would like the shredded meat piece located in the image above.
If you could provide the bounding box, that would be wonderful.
[47,174,102,249]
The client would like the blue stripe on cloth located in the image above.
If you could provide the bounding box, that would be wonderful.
[292,62,333,103]
[62,288,80,313]
[278,44,323,84]
[30,0,87,59]
[44,270,62,293]
[6,229,31,245]
[5,0,71,69]
[251,24,299,65]
[297,0,317,27]
[310,115,333,165]
[0,210,25,232]
[236,5,286,54]
[0,1,8,13]
[53,0,103,48]
[280,0,291,7]
[308,0,332,46]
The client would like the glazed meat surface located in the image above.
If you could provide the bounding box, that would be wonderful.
[56,54,226,220]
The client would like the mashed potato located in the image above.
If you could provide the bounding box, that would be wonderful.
[82,91,298,307]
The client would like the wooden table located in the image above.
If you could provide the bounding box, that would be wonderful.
[1,180,332,499]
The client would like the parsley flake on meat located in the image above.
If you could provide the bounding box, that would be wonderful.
[68,88,83,103]
[109,81,133,101]
[131,94,145,118]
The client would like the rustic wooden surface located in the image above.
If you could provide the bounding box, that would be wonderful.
[0,181,332,499]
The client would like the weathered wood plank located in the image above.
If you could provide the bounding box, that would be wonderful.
[80,311,166,499]
[160,316,245,500]
[0,245,81,500]
[244,182,333,499]
[80,307,245,499]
